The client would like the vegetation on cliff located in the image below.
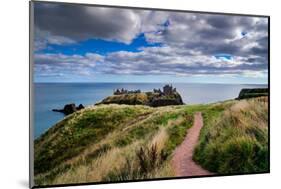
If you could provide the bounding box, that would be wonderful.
[96,92,183,107]
[96,85,184,107]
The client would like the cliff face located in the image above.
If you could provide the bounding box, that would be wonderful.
[237,88,268,99]
[149,92,183,107]
[96,91,184,107]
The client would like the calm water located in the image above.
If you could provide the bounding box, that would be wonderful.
[33,83,267,138]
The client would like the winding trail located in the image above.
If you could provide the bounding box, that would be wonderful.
[172,112,213,176]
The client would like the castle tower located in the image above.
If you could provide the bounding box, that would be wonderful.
[163,84,173,95]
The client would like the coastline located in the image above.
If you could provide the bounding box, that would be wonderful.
[34,83,268,138]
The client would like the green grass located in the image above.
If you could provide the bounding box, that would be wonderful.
[34,97,269,185]
[34,104,193,185]
[193,97,269,174]
[34,105,153,175]
[152,111,181,125]
[164,113,193,155]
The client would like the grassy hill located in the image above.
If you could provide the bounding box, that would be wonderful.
[34,104,194,185]
[34,97,268,186]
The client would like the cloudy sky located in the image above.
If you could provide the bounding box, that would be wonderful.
[33,2,268,84]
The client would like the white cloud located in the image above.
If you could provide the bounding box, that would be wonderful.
[34,2,268,80]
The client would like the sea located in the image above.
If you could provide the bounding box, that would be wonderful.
[33,83,267,138]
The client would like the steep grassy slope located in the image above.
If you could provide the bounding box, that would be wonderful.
[193,97,269,174]
[34,104,193,185]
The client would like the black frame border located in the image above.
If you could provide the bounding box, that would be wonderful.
[29,1,270,188]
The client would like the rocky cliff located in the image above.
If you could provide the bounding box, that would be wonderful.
[96,91,184,107]
[237,88,268,99]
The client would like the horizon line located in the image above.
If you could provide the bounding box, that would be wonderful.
[33,81,268,85]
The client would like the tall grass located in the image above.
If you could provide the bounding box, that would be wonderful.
[102,129,171,182]
[34,104,193,185]
[193,97,268,174]
[34,105,153,182]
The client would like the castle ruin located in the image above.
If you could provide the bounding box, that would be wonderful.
[154,84,177,96]
[113,88,141,95]
[113,84,177,96]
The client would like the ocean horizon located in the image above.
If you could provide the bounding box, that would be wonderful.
[33,82,268,138]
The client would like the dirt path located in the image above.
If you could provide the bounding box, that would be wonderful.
[172,112,213,176]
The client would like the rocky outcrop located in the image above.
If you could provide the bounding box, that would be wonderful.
[96,85,184,107]
[149,93,183,107]
[77,104,85,110]
[52,103,84,115]
[237,88,268,100]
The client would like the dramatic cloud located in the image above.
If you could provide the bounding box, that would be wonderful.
[100,45,267,76]
[33,2,268,82]
[34,53,104,78]
[34,45,267,79]
[34,3,143,46]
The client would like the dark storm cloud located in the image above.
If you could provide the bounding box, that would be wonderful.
[34,2,141,45]
[250,47,268,56]
[206,15,255,30]
[198,28,234,40]
[257,36,268,47]
[207,15,236,29]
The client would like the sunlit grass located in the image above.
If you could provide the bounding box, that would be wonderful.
[34,104,193,185]
[193,97,268,174]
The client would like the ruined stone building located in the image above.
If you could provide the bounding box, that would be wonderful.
[163,84,176,95]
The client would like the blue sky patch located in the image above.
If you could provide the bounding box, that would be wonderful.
[39,33,161,56]
[241,31,247,36]
[215,54,233,60]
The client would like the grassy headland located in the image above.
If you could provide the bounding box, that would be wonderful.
[34,104,193,185]
[96,91,183,107]
[34,96,268,185]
